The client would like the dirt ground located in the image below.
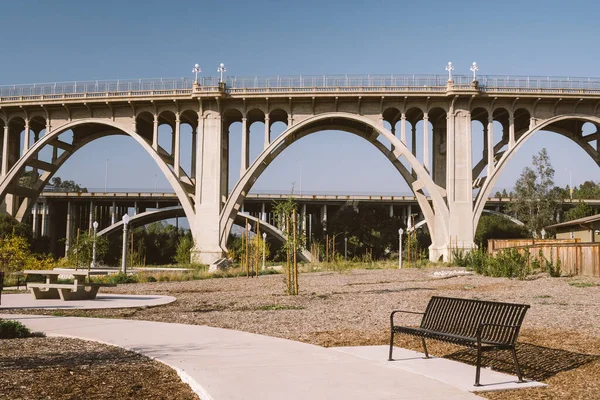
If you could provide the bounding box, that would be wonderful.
[2,266,599,399]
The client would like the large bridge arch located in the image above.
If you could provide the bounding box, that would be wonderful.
[0,118,196,227]
[473,113,600,231]
[220,112,450,253]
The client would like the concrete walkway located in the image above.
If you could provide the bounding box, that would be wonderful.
[0,293,176,310]
[2,314,482,400]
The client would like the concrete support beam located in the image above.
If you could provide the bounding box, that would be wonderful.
[152,115,159,151]
[487,117,494,177]
[191,127,197,180]
[264,116,270,149]
[400,114,406,144]
[22,120,30,155]
[423,114,430,171]
[65,201,72,254]
[2,125,9,176]
[508,116,515,149]
[240,117,248,175]
[88,201,94,232]
[174,114,181,177]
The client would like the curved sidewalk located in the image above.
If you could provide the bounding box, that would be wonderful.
[2,314,481,400]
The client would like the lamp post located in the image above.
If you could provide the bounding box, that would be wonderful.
[92,221,99,269]
[262,232,267,270]
[344,236,348,261]
[541,228,546,239]
[398,228,404,269]
[470,62,479,82]
[121,214,130,274]
[218,63,226,83]
[445,62,454,81]
[192,63,201,83]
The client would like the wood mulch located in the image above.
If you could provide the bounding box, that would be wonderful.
[0,336,199,400]
[2,266,599,399]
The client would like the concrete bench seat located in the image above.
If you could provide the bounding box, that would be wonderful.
[27,282,114,301]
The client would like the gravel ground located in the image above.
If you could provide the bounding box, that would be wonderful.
[2,266,599,399]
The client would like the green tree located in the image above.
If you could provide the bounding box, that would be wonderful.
[174,232,194,265]
[507,148,559,237]
[66,231,108,269]
[475,215,528,249]
[564,201,596,221]
[49,176,87,193]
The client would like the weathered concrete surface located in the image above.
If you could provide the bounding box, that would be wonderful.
[0,294,176,310]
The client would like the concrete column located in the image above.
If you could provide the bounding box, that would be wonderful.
[400,114,407,144]
[261,202,266,221]
[411,125,417,175]
[264,116,270,149]
[192,114,225,264]
[407,204,412,225]
[134,201,138,215]
[240,117,248,175]
[487,117,494,177]
[174,114,181,177]
[301,203,307,232]
[22,120,30,155]
[389,204,394,218]
[2,125,9,176]
[41,200,48,237]
[32,203,38,238]
[321,204,328,232]
[111,201,116,224]
[65,201,72,254]
[32,132,40,181]
[88,201,94,232]
[390,126,396,152]
[152,115,159,150]
[508,116,515,149]
[423,114,430,172]
[191,126,197,180]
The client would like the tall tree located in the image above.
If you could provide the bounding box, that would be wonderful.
[507,148,558,237]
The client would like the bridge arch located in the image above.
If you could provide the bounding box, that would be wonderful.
[473,113,600,231]
[0,118,196,227]
[220,112,449,252]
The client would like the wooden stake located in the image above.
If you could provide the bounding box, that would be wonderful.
[256,219,260,278]
[245,218,249,278]
[293,211,298,295]
[325,234,329,271]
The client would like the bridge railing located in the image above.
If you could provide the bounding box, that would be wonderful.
[4,74,600,98]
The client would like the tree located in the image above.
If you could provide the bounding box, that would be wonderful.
[66,231,108,269]
[507,148,559,237]
[564,201,596,221]
[49,176,87,193]
[475,215,528,249]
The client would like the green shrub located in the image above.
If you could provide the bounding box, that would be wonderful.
[0,319,43,339]
[458,247,530,279]
[146,276,157,282]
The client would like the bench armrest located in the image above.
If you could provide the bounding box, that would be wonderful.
[390,310,425,327]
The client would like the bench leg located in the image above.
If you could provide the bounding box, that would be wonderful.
[388,330,395,361]
[421,338,429,358]
[475,345,482,387]
[30,287,60,300]
[59,286,100,301]
[511,348,525,383]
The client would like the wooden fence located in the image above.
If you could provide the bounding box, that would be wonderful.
[491,242,600,278]
[488,239,580,253]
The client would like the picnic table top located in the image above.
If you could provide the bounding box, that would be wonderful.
[23,269,92,276]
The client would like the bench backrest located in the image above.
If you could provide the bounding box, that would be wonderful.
[420,296,529,344]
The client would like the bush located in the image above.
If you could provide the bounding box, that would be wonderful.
[456,248,530,279]
[0,319,43,339]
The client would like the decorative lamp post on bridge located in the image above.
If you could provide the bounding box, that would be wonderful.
[398,228,404,269]
[92,221,99,269]
[192,64,201,84]
[445,62,454,82]
[121,214,131,274]
[218,63,226,90]
[470,62,479,83]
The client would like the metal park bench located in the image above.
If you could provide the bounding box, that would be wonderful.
[388,296,530,386]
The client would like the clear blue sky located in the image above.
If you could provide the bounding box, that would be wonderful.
[2,0,599,195]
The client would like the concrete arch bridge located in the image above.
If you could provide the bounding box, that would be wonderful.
[2,74,600,262]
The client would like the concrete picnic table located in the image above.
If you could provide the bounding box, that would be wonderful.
[23,269,112,301]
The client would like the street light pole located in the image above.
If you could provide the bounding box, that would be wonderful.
[398,228,404,269]
[92,221,99,269]
[121,214,130,274]
[218,63,226,83]
[344,237,348,261]
[192,63,201,84]
[262,232,267,270]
